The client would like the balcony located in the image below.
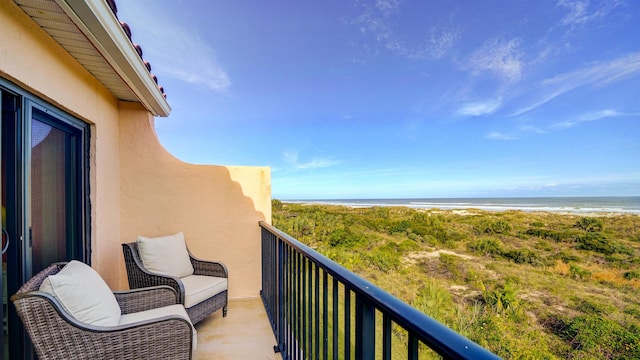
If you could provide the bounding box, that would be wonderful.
[192,222,498,359]
[256,222,500,360]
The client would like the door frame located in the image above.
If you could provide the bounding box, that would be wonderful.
[1,78,91,359]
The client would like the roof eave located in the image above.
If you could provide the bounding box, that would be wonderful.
[56,0,171,117]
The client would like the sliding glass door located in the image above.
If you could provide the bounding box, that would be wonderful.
[1,83,89,359]
[29,109,86,276]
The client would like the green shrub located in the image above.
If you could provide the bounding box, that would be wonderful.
[503,248,544,266]
[574,217,604,232]
[525,228,576,242]
[623,305,640,317]
[378,240,419,254]
[535,240,553,251]
[575,299,614,315]
[467,238,504,257]
[550,251,581,263]
[328,227,365,247]
[623,270,640,280]
[569,264,592,280]
[292,216,315,237]
[482,281,519,313]
[561,315,639,359]
[272,199,284,211]
[411,279,454,324]
[388,220,411,234]
[574,232,618,255]
[476,219,513,234]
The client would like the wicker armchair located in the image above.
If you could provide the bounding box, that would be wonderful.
[11,262,194,360]
[122,242,228,324]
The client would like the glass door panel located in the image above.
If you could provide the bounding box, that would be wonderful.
[30,118,69,274]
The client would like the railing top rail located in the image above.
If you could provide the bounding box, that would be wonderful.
[260,221,501,360]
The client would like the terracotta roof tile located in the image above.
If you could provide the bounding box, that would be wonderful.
[111,0,167,99]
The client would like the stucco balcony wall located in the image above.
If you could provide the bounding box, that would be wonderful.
[118,103,271,297]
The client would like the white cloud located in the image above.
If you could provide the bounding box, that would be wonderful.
[457,98,502,116]
[558,0,623,26]
[118,2,231,92]
[512,52,640,116]
[486,132,516,140]
[426,27,461,60]
[519,125,546,134]
[552,109,637,128]
[466,38,523,85]
[351,3,460,61]
[283,150,341,169]
[375,0,401,17]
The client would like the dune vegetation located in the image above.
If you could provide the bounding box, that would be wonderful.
[272,200,640,359]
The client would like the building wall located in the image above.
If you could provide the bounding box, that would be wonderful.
[1,0,122,286]
[119,104,271,298]
[1,0,272,297]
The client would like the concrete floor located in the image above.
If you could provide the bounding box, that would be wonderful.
[194,297,283,360]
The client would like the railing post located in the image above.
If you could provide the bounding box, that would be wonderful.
[276,236,287,358]
[408,333,418,360]
[355,294,375,360]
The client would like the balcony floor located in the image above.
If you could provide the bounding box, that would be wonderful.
[194,297,282,360]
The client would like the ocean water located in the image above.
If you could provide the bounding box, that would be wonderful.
[285,197,640,215]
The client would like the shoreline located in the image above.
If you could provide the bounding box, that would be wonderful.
[283,200,640,216]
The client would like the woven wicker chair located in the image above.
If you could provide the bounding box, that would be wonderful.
[11,262,194,360]
[122,242,228,324]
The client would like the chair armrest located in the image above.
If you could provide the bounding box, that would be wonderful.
[13,293,193,360]
[114,286,179,314]
[189,253,228,278]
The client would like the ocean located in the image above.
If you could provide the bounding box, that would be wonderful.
[284,197,640,215]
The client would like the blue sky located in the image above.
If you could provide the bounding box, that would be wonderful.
[117,0,640,200]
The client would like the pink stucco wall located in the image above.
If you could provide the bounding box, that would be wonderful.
[119,103,270,297]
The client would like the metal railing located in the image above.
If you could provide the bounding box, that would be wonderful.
[260,221,501,360]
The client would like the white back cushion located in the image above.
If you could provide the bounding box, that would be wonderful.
[136,232,194,278]
[39,260,121,326]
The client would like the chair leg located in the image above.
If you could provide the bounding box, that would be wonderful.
[223,305,228,317]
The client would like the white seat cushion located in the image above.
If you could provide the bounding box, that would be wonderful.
[119,304,197,353]
[39,260,121,326]
[136,232,194,278]
[181,275,228,308]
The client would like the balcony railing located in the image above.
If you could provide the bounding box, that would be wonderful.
[260,221,501,360]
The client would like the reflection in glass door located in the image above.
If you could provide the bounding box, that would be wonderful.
[30,115,80,276]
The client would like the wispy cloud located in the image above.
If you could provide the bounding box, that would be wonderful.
[351,2,460,61]
[119,3,231,92]
[283,151,341,169]
[425,27,462,60]
[488,109,632,140]
[456,98,502,116]
[486,132,516,140]
[375,0,401,17]
[552,109,638,128]
[512,52,640,116]
[558,0,624,27]
[466,38,524,85]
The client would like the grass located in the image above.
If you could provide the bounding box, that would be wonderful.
[272,200,640,359]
